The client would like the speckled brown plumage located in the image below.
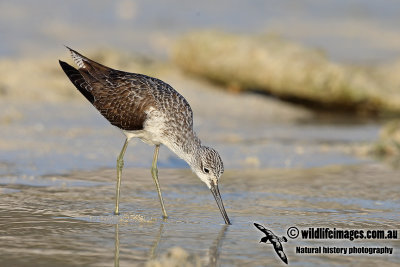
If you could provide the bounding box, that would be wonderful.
[59,48,193,134]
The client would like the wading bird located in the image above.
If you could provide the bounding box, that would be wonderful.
[59,47,231,225]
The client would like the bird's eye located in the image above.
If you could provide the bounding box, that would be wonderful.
[203,168,210,173]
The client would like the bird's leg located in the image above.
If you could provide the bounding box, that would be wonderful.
[114,138,129,215]
[151,145,168,218]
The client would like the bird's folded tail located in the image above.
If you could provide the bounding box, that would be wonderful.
[66,46,87,69]
[64,46,113,77]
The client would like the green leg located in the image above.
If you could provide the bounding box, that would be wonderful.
[114,138,129,215]
[151,145,168,218]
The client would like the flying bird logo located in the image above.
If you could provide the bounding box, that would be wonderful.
[254,223,289,264]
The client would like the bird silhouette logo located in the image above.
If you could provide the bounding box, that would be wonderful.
[254,223,289,264]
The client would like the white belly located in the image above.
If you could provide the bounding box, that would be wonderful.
[122,106,166,145]
[121,107,193,166]
[122,129,161,145]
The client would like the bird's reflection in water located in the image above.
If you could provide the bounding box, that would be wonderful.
[113,220,165,267]
[114,223,120,267]
[205,225,228,267]
[148,219,166,260]
[113,221,228,266]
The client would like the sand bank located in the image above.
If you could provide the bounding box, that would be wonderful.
[173,31,400,115]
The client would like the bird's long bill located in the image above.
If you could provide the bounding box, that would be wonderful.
[210,182,231,225]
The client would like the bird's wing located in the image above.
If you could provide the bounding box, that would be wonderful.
[254,223,272,235]
[59,60,94,103]
[254,223,266,233]
[272,241,288,264]
[61,47,161,131]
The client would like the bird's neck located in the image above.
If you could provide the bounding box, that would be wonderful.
[163,131,202,167]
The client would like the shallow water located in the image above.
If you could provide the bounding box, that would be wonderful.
[0,101,379,177]
[0,87,398,266]
[0,165,399,266]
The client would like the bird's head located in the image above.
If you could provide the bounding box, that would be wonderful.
[193,146,224,188]
[260,236,269,243]
[191,146,231,225]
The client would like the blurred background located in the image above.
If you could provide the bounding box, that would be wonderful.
[2,0,400,62]
[1,1,399,266]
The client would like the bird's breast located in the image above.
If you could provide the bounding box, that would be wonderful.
[122,107,168,145]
